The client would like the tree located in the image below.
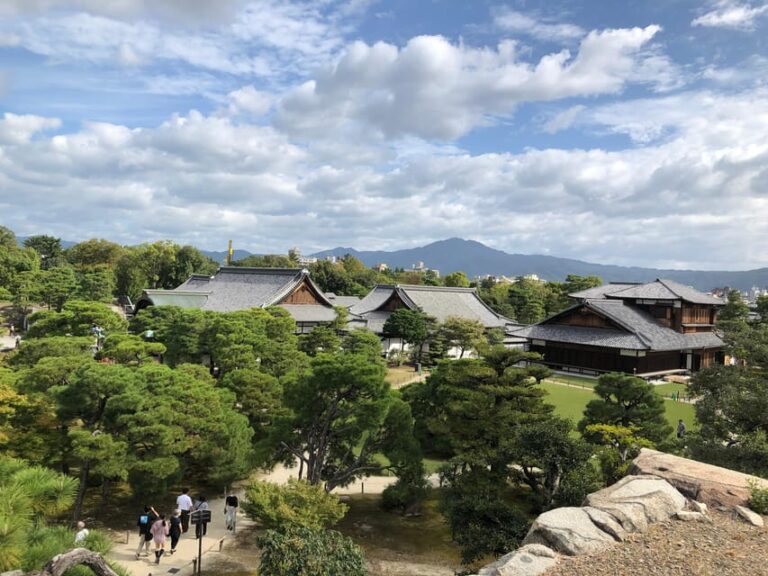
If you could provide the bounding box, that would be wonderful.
[75,265,115,302]
[65,238,125,268]
[340,328,382,360]
[172,245,218,286]
[578,373,672,444]
[243,479,347,531]
[443,271,470,288]
[23,236,63,269]
[440,467,530,564]
[26,300,127,339]
[508,277,547,324]
[257,527,366,576]
[510,417,598,510]
[298,325,340,357]
[718,289,750,326]
[689,319,768,477]
[585,424,654,484]
[114,250,147,302]
[439,316,485,358]
[39,266,78,311]
[757,294,768,324]
[271,351,420,490]
[130,306,208,366]
[382,308,431,359]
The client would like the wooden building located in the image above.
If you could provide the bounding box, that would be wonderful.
[134,267,338,332]
[514,279,724,376]
[350,284,524,354]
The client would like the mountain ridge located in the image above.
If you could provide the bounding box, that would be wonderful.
[311,238,768,291]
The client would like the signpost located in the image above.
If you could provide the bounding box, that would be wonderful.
[190,509,211,575]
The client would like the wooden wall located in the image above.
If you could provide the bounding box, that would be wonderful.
[283,281,322,305]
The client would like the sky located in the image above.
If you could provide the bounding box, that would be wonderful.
[0,0,767,270]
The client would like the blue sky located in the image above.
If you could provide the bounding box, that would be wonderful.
[0,0,767,270]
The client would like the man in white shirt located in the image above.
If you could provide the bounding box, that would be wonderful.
[176,488,193,533]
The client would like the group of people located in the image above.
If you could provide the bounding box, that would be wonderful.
[134,488,239,564]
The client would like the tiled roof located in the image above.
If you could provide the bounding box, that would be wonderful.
[138,267,337,323]
[351,284,512,332]
[324,293,362,308]
[527,298,723,351]
[569,283,640,300]
[399,285,510,327]
[602,278,722,305]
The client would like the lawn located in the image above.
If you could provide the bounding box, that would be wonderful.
[336,492,460,571]
[545,374,598,389]
[540,381,697,433]
[653,382,689,398]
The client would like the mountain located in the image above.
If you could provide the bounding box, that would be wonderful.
[312,238,768,291]
[199,249,254,263]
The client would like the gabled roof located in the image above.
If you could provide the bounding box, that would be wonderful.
[136,267,336,323]
[584,278,724,305]
[351,284,512,330]
[324,293,362,309]
[569,283,640,300]
[522,298,723,351]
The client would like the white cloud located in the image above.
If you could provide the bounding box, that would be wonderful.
[277,26,665,140]
[544,105,586,133]
[0,113,61,144]
[226,85,274,116]
[492,7,585,41]
[1,1,354,82]
[692,0,768,29]
[2,87,768,269]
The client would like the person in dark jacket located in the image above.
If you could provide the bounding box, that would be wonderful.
[169,509,182,554]
[135,505,158,559]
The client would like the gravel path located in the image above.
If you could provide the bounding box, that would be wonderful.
[545,509,768,576]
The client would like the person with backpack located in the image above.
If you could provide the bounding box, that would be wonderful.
[135,505,158,559]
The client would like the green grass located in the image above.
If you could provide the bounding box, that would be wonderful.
[540,381,697,434]
[653,383,689,398]
[545,374,598,388]
[336,492,460,568]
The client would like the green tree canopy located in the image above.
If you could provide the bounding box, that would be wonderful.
[439,316,485,358]
[578,373,672,444]
[443,271,470,288]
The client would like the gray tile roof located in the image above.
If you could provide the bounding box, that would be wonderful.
[139,267,337,323]
[280,305,338,323]
[602,278,723,305]
[527,298,723,351]
[351,284,512,332]
[324,293,362,308]
[569,283,640,300]
[350,285,396,315]
[399,285,510,327]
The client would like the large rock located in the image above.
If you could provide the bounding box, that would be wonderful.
[584,474,686,533]
[629,448,768,508]
[476,544,558,576]
[521,507,617,556]
[734,505,765,527]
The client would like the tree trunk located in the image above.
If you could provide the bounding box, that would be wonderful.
[36,548,120,576]
[72,460,90,524]
[100,477,110,509]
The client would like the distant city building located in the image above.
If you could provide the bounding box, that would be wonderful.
[409,261,440,278]
[374,263,389,272]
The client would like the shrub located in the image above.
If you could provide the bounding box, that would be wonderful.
[748,479,768,515]
[242,478,347,531]
[258,527,366,576]
[381,470,429,515]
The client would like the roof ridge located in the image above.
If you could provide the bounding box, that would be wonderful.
[587,300,654,348]
[397,284,476,292]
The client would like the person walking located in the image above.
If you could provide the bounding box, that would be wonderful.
[176,487,193,533]
[168,509,182,555]
[74,521,89,543]
[135,505,158,559]
[150,514,169,564]
[224,492,239,532]
[194,495,209,539]
[677,419,687,439]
